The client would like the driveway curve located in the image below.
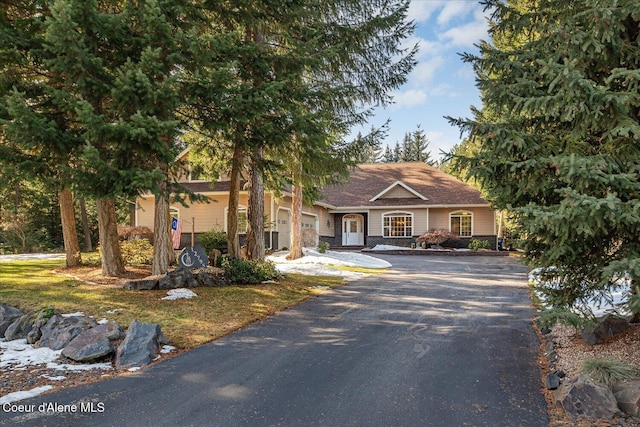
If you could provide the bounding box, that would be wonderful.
[0,254,548,426]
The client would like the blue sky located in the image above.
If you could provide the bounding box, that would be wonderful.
[355,0,490,160]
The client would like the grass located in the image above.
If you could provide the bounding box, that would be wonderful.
[0,259,345,349]
[580,357,640,386]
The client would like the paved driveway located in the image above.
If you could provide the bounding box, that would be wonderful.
[0,254,548,426]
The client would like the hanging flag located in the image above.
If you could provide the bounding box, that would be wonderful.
[171,217,183,249]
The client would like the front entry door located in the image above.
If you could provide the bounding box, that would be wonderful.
[343,217,363,246]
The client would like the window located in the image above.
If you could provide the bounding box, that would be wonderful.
[170,207,180,219]
[382,212,413,237]
[450,211,472,237]
[238,207,248,233]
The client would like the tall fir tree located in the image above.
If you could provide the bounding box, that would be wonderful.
[450,0,640,311]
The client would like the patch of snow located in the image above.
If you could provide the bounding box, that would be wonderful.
[0,386,54,405]
[97,318,109,325]
[61,312,85,318]
[160,345,176,354]
[530,266,631,317]
[41,375,66,381]
[371,244,412,251]
[161,288,198,300]
[128,367,141,372]
[105,308,124,315]
[0,339,111,372]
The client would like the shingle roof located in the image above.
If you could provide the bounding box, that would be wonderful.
[319,162,488,208]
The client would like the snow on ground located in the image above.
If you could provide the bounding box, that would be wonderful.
[0,386,54,405]
[529,267,631,317]
[161,288,198,300]
[267,248,391,281]
[0,339,112,372]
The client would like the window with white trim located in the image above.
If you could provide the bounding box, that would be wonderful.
[382,212,413,237]
[450,211,472,237]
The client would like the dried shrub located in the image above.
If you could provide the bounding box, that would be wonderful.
[117,226,153,241]
[415,229,458,246]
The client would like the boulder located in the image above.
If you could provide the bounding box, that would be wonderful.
[613,379,640,416]
[5,308,59,343]
[546,372,562,390]
[36,314,97,350]
[123,275,162,290]
[581,315,630,346]
[554,375,621,419]
[158,268,198,289]
[61,322,124,363]
[115,320,163,370]
[192,267,228,287]
[0,305,23,336]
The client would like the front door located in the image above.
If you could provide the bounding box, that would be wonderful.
[343,217,364,246]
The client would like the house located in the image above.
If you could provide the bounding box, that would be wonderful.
[134,157,496,250]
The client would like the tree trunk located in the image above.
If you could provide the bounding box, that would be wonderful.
[58,187,82,267]
[79,198,93,252]
[152,189,175,275]
[288,153,304,260]
[227,143,243,258]
[96,198,125,276]
[247,145,265,260]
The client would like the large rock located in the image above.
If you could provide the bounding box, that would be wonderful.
[192,267,228,287]
[4,308,59,343]
[554,375,621,419]
[115,320,163,370]
[613,379,640,416]
[123,275,162,290]
[36,314,97,350]
[61,322,124,362]
[0,305,23,336]
[581,315,630,346]
[158,269,198,289]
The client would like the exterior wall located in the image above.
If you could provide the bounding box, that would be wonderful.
[380,186,414,199]
[428,207,494,236]
[368,208,430,237]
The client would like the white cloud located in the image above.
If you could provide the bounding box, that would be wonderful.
[391,89,428,110]
[436,2,471,26]
[407,0,443,23]
[411,56,446,83]
[440,13,489,47]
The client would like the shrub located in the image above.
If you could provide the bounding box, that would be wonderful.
[415,229,457,246]
[468,238,490,251]
[117,226,153,241]
[198,227,227,254]
[537,308,587,330]
[96,239,154,266]
[317,241,330,254]
[221,257,282,284]
[580,358,639,386]
[120,239,154,265]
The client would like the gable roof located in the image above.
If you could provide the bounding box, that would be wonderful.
[320,162,488,209]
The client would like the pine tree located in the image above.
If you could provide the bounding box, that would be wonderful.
[450,0,640,310]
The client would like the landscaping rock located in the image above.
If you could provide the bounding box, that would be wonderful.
[613,379,640,416]
[546,372,562,390]
[115,320,163,370]
[581,315,630,346]
[192,267,228,287]
[123,275,162,290]
[62,322,124,363]
[158,268,198,289]
[554,375,621,419]
[5,308,59,343]
[36,314,97,350]
[0,305,24,336]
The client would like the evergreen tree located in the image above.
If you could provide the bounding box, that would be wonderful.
[450,0,640,311]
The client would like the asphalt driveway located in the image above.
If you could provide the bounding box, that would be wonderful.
[0,254,548,426]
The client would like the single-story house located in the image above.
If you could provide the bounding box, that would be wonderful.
[135,153,496,250]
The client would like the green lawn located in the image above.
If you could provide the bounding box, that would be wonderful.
[0,259,345,349]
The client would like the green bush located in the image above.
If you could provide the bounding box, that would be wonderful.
[317,241,330,254]
[198,227,227,254]
[221,257,282,284]
[537,308,587,330]
[580,357,639,386]
[468,238,490,251]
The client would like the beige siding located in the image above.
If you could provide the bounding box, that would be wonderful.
[380,185,415,199]
[429,207,495,236]
[368,208,429,236]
